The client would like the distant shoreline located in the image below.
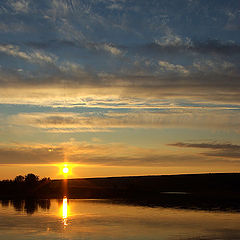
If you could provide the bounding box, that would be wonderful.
[53,172,240,181]
[1,173,240,212]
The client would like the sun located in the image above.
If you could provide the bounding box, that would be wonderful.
[58,163,73,178]
[63,167,69,174]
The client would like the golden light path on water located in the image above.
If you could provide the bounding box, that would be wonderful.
[62,197,68,227]
[59,162,71,227]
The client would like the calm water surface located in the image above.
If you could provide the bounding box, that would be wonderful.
[0,198,240,240]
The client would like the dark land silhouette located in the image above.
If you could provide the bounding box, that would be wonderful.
[1,173,240,211]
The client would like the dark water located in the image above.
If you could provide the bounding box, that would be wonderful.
[1,198,240,240]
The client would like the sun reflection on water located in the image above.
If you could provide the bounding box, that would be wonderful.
[62,197,68,227]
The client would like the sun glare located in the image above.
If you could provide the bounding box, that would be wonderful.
[63,167,69,174]
[59,163,73,178]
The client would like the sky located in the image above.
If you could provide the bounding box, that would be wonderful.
[0,0,240,179]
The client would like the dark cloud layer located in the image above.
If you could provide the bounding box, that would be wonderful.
[168,142,240,159]
[168,142,240,150]
[141,40,240,56]
[0,146,63,164]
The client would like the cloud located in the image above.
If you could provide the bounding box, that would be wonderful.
[0,142,239,167]
[155,32,193,48]
[168,142,240,150]
[0,45,30,61]
[0,0,239,131]
[168,142,240,159]
[143,40,240,56]
[9,110,240,132]
[0,144,63,164]
[106,3,123,10]
[26,38,124,58]
[0,59,240,106]
[51,0,71,16]
[58,61,84,73]
[25,37,240,59]
[1,37,239,106]
[192,59,235,72]
[0,44,57,64]
[2,79,239,109]
[103,43,122,55]
[158,61,189,75]
[10,0,29,13]
[0,81,239,107]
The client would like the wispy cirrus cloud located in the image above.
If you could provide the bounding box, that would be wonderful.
[0,44,57,64]
[102,43,122,56]
[154,31,193,48]
[9,110,240,132]
[158,61,189,75]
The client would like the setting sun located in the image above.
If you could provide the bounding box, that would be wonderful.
[58,164,73,178]
[63,167,69,174]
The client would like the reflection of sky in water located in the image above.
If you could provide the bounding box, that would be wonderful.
[0,199,240,240]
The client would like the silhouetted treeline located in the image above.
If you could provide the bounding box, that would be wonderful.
[0,173,52,198]
[1,173,50,184]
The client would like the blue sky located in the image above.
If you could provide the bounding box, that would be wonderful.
[0,0,240,179]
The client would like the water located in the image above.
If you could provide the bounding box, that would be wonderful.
[0,198,240,240]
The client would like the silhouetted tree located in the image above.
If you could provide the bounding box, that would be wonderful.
[2,179,12,183]
[14,175,25,183]
[25,173,39,184]
[41,177,51,183]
